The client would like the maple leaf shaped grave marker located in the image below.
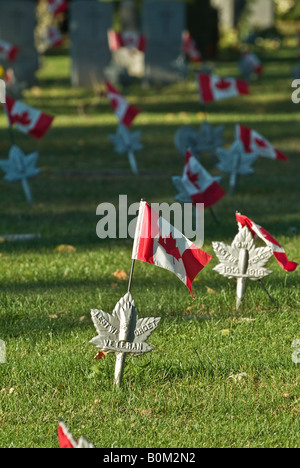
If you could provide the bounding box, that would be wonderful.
[90,292,161,387]
[108,124,143,174]
[0,145,40,203]
[212,224,273,310]
[216,140,258,194]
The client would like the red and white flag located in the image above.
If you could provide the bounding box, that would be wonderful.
[181,150,226,208]
[236,213,298,273]
[197,73,249,103]
[182,31,202,63]
[242,52,263,75]
[5,96,54,140]
[48,0,68,15]
[0,39,19,62]
[132,201,212,298]
[108,30,147,52]
[236,125,289,162]
[58,421,95,449]
[105,81,140,128]
[47,26,64,48]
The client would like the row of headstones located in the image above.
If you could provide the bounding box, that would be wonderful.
[71,0,187,87]
[0,0,187,88]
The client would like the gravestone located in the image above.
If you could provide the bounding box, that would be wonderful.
[108,1,144,83]
[142,0,186,84]
[211,0,274,29]
[70,1,113,87]
[0,0,38,87]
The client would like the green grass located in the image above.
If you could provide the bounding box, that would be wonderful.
[0,43,299,448]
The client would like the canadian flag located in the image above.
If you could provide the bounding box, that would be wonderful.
[180,150,226,208]
[0,39,19,62]
[48,0,68,15]
[236,213,298,273]
[242,52,263,75]
[106,81,141,128]
[5,96,54,140]
[108,30,147,52]
[197,74,249,103]
[58,421,95,449]
[47,26,64,48]
[132,201,212,298]
[182,31,202,63]
[236,125,289,162]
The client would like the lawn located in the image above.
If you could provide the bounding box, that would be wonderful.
[0,41,299,448]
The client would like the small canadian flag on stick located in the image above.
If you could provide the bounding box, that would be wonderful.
[132,201,212,298]
[197,73,249,103]
[236,125,289,162]
[48,0,68,15]
[105,81,141,128]
[5,96,54,140]
[0,38,19,62]
[236,213,298,273]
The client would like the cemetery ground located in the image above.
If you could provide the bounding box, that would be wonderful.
[0,44,299,449]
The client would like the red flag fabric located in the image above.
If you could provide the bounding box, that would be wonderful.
[58,422,77,448]
[197,73,249,103]
[48,0,68,15]
[108,30,147,52]
[5,96,54,140]
[105,81,141,128]
[132,201,212,298]
[0,39,19,62]
[236,213,298,273]
[182,150,226,208]
[182,31,202,63]
[236,125,289,162]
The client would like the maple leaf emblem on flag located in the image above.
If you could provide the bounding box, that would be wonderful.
[215,78,232,90]
[186,167,199,188]
[158,232,181,264]
[254,138,268,148]
[13,111,31,126]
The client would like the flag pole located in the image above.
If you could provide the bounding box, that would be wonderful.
[114,199,142,387]
[127,259,135,294]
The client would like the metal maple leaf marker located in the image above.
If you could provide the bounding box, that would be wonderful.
[0,145,40,203]
[174,121,224,161]
[90,292,161,387]
[216,140,258,194]
[212,224,273,309]
[108,123,143,174]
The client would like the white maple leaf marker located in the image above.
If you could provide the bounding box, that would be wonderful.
[212,226,273,309]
